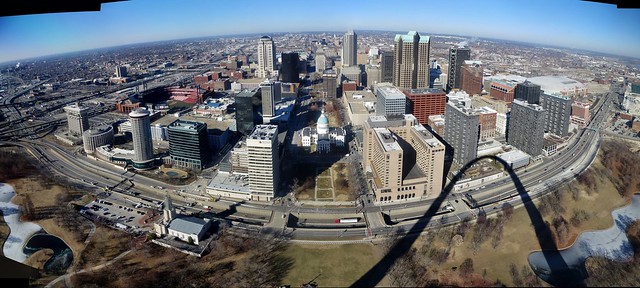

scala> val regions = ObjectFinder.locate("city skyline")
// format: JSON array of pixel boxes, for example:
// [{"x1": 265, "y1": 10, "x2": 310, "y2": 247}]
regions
[{"x1": 0, "y1": 0, "x2": 639, "y2": 64}]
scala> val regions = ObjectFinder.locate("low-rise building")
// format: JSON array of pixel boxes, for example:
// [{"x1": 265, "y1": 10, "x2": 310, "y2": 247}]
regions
[{"x1": 342, "y1": 90, "x2": 376, "y2": 126}]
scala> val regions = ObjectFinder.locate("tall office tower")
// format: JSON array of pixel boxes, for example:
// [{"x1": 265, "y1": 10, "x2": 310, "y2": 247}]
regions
[
  {"x1": 429, "y1": 60, "x2": 442, "y2": 88},
  {"x1": 380, "y1": 50, "x2": 394, "y2": 83},
  {"x1": 490, "y1": 80, "x2": 517, "y2": 104},
  {"x1": 259, "y1": 80, "x2": 281, "y2": 118},
  {"x1": 374, "y1": 83, "x2": 406, "y2": 116},
  {"x1": 540, "y1": 93, "x2": 572, "y2": 137},
  {"x1": 280, "y1": 52, "x2": 299, "y2": 83},
  {"x1": 461, "y1": 60, "x2": 483, "y2": 96},
  {"x1": 167, "y1": 120, "x2": 210, "y2": 171},
  {"x1": 364, "y1": 114, "x2": 445, "y2": 202},
  {"x1": 447, "y1": 46, "x2": 471, "y2": 91},
  {"x1": 322, "y1": 72, "x2": 337, "y2": 98},
  {"x1": 402, "y1": 88, "x2": 446, "y2": 124},
  {"x1": 393, "y1": 31, "x2": 430, "y2": 89},
  {"x1": 235, "y1": 88, "x2": 260, "y2": 135},
  {"x1": 444, "y1": 98, "x2": 480, "y2": 166},
  {"x1": 342, "y1": 30, "x2": 357, "y2": 67},
  {"x1": 116, "y1": 66, "x2": 127, "y2": 77},
  {"x1": 64, "y1": 103, "x2": 90, "y2": 136},
  {"x1": 365, "y1": 65, "x2": 381, "y2": 89},
  {"x1": 257, "y1": 36, "x2": 276, "y2": 78},
  {"x1": 129, "y1": 108, "x2": 154, "y2": 164},
  {"x1": 514, "y1": 81, "x2": 542, "y2": 104},
  {"x1": 315, "y1": 52, "x2": 326, "y2": 73},
  {"x1": 247, "y1": 125, "x2": 280, "y2": 201},
  {"x1": 508, "y1": 100, "x2": 546, "y2": 156}
]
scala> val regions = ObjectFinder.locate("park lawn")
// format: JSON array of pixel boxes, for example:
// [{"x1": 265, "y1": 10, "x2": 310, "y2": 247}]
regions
[
  {"x1": 316, "y1": 177, "x2": 333, "y2": 190},
  {"x1": 282, "y1": 243, "x2": 383, "y2": 287},
  {"x1": 421, "y1": 157, "x2": 630, "y2": 285},
  {"x1": 316, "y1": 189, "x2": 333, "y2": 199},
  {"x1": 332, "y1": 164, "x2": 351, "y2": 199}
]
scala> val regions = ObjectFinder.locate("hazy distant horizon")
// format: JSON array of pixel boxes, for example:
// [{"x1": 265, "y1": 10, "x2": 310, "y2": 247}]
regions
[
  {"x1": 1, "y1": 0, "x2": 639, "y2": 64},
  {"x1": 2, "y1": 28, "x2": 638, "y2": 68}
]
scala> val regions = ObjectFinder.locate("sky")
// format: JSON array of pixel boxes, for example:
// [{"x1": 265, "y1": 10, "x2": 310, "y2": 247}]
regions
[{"x1": 0, "y1": 0, "x2": 639, "y2": 63}]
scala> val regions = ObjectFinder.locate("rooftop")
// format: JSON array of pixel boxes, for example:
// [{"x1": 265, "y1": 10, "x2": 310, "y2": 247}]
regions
[
  {"x1": 411, "y1": 125, "x2": 443, "y2": 148},
  {"x1": 376, "y1": 85, "x2": 406, "y2": 100},
  {"x1": 167, "y1": 217, "x2": 209, "y2": 235},
  {"x1": 394, "y1": 31, "x2": 430, "y2": 44},
  {"x1": 374, "y1": 127, "x2": 401, "y2": 152},
  {"x1": 527, "y1": 76, "x2": 586, "y2": 95},
  {"x1": 168, "y1": 119, "x2": 207, "y2": 131},
  {"x1": 83, "y1": 125, "x2": 113, "y2": 136},
  {"x1": 513, "y1": 99, "x2": 545, "y2": 111},
  {"x1": 129, "y1": 107, "x2": 150, "y2": 118},
  {"x1": 249, "y1": 125, "x2": 278, "y2": 140},
  {"x1": 498, "y1": 150, "x2": 531, "y2": 163},
  {"x1": 404, "y1": 88, "x2": 446, "y2": 95}
]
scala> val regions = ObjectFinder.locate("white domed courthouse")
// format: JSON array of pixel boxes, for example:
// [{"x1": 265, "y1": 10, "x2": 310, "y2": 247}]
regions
[{"x1": 301, "y1": 109, "x2": 345, "y2": 153}]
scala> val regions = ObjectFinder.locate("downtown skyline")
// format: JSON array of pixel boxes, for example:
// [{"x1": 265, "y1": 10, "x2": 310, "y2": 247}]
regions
[{"x1": 1, "y1": 0, "x2": 639, "y2": 64}]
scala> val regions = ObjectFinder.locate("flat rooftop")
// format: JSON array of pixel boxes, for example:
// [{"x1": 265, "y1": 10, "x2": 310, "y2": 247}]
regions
[
  {"x1": 376, "y1": 86, "x2": 406, "y2": 100},
  {"x1": 168, "y1": 119, "x2": 206, "y2": 130},
  {"x1": 152, "y1": 114, "x2": 233, "y2": 131},
  {"x1": 498, "y1": 150, "x2": 530, "y2": 162},
  {"x1": 207, "y1": 172, "x2": 250, "y2": 194},
  {"x1": 249, "y1": 125, "x2": 278, "y2": 140},
  {"x1": 374, "y1": 127, "x2": 401, "y2": 152},
  {"x1": 411, "y1": 125, "x2": 443, "y2": 148}
]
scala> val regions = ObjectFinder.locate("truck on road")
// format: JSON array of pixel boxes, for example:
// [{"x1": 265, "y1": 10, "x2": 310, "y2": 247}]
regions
[{"x1": 334, "y1": 217, "x2": 359, "y2": 223}]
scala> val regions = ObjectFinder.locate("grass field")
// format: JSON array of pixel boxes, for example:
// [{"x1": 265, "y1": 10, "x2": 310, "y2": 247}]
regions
[
  {"x1": 316, "y1": 189, "x2": 333, "y2": 199},
  {"x1": 282, "y1": 243, "x2": 389, "y2": 287},
  {"x1": 331, "y1": 163, "x2": 351, "y2": 199},
  {"x1": 417, "y1": 157, "x2": 631, "y2": 285},
  {"x1": 315, "y1": 177, "x2": 333, "y2": 190}
]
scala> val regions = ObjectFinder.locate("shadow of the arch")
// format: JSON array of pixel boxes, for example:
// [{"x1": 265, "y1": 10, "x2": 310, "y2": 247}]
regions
[{"x1": 350, "y1": 155, "x2": 584, "y2": 287}]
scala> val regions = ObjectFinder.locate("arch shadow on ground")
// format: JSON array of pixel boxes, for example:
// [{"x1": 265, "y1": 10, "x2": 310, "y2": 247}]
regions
[{"x1": 350, "y1": 155, "x2": 585, "y2": 287}]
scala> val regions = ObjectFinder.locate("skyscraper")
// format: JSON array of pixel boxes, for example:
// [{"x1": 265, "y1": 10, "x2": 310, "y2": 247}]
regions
[
  {"x1": 167, "y1": 120, "x2": 210, "y2": 171},
  {"x1": 247, "y1": 125, "x2": 280, "y2": 202},
  {"x1": 280, "y1": 52, "x2": 299, "y2": 83},
  {"x1": 429, "y1": 60, "x2": 442, "y2": 88},
  {"x1": 315, "y1": 52, "x2": 326, "y2": 73},
  {"x1": 447, "y1": 46, "x2": 471, "y2": 91},
  {"x1": 64, "y1": 103, "x2": 90, "y2": 136},
  {"x1": 444, "y1": 98, "x2": 479, "y2": 166},
  {"x1": 380, "y1": 50, "x2": 394, "y2": 83},
  {"x1": 116, "y1": 66, "x2": 127, "y2": 78},
  {"x1": 235, "y1": 88, "x2": 260, "y2": 135},
  {"x1": 257, "y1": 36, "x2": 276, "y2": 78},
  {"x1": 393, "y1": 31, "x2": 430, "y2": 89},
  {"x1": 508, "y1": 100, "x2": 546, "y2": 156},
  {"x1": 342, "y1": 30, "x2": 357, "y2": 67},
  {"x1": 129, "y1": 108, "x2": 154, "y2": 166},
  {"x1": 540, "y1": 93, "x2": 572, "y2": 137},
  {"x1": 514, "y1": 81, "x2": 542, "y2": 104},
  {"x1": 260, "y1": 80, "x2": 281, "y2": 118}
]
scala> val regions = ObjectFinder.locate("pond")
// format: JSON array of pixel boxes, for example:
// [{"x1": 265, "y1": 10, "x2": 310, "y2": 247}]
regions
[
  {"x1": 528, "y1": 194, "x2": 640, "y2": 285},
  {"x1": 23, "y1": 233, "x2": 73, "y2": 273}
]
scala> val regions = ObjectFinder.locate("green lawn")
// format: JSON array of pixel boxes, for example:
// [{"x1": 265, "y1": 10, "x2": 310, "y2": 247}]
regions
[
  {"x1": 316, "y1": 177, "x2": 333, "y2": 190},
  {"x1": 282, "y1": 244, "x2": 382, "y2": 287},
  {"x1": 316, "y1": 189, "x2": 333, "y2": 199}
]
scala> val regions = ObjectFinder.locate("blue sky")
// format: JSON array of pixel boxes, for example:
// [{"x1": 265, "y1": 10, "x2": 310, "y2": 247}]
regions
[{"x1": 1, "y1": 0, "x2": 639, "y2": 63}]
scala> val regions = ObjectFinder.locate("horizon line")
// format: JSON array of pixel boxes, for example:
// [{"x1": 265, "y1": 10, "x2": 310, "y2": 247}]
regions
[{"x1": 2, "y1": 29, "x2": 638, "y2": 66}]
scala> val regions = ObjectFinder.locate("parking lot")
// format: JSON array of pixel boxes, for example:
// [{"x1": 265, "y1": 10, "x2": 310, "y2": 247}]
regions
[{"x1": 80, "y1": 193, "x2": 160, "y2": 231}]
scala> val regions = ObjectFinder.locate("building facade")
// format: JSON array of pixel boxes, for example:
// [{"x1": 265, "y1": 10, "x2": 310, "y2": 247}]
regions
[
  {"x1": 571, "y1": 101, "x2": 591, "y2": 127},
  {"x1": 460, "y1": 60, "x2": 483, "y2": 96},
  {"x1": 514, "y1": 81, "x2": 542, "y2": 104},
  {"x1": 540, "y1": 93, "x2": 572, "y2": 137},
  {"x1": 393, "y1": 31, "x2": 430, "y2": 89},
  {"x1": 247, "y1": 125, "x2": 280, "y2": 201},
  {"x1": 447, "y1": 46, "x2": 471, "y2": 91},
  {"x1": 300, "y1": 110, "x2": 345, "y2": 153},
  {"x1": 167, "y1": 120, "x2": 210, "y2": 171},
  {"x1": 257, "y1": 36, "x2": 276, "y2": 78},
  {"x1": 364, "y1": 115, "x2": 445, "y2": 202},
  {"x1": 342, "y1": 30, "x2": 357, "y2": 67},
  {"x1": 129, "y1": 108, "x2": 155, "y2": 168},
  {"x1": 402, "y1": 88, "x2": 446, "y2": 124},
  {"x1": 375, "y1": 83, "x2": 406, "y2": 116},
  {"x1": 235, "y1": 88, "x2": 259, "y2": 135},
  {"x1": 490, "y1": 80, "x2": 517, "y2": 105},
  {"x1": 380, "y1": 50, "x2": 394, "y2": 83},
  {"x1": 280, "y1": 52, "x2": 299, "y2": 83},
  {"x1": 82, "y1": 126, "x2": 114, "y2": 154},
  {"x1": 260, "y1": 80, "x2": 281, "y2": 118},
  {"x1": 508, "y1": 100, "x2": 546, "y2": 157},
  {"x1": 444, "y1": 99, "x2": 479, "y2": 166},
  {"x1": 64, "y1": 103, "x2": 90, "y2": 136}
]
